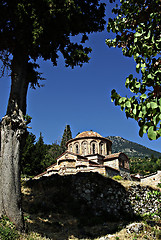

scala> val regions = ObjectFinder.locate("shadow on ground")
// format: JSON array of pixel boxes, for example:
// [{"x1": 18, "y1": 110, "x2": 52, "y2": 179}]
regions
[{"x1": 22, "y1": 172, "x2": 138, "y2": 239}]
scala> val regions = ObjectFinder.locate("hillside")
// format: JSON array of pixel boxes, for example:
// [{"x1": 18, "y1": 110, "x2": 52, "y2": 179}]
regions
[{"x1": 106, "y1": 136, "x2": 161, "y2": 158}]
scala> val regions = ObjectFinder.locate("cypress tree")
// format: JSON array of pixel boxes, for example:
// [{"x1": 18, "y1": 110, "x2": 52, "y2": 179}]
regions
[{"x1": 61, "y1": 125, "x2": 72, "y2": 152}]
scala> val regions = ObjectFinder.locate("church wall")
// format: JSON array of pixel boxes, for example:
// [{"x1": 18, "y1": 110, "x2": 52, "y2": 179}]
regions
[
  {"x1": 119, "y1": 167, "x2": 131, "y2": 180},
  {"x1": 88, "y1": 166, "x2": 106, "y2": 175},
  {"x1": 67, "y1": 138, "x2": 110, "y2": 156},
  {"x1": 58, "y1": 153, "x2": 77, "y2": 161},
  {"x1": 119, "y1": 154, "x2": 130, "y2": 169},
  {"x1": 104, "y1": 159, "x2": 119, "y2": 170},
  {"x1": 59, "y1": 160, "x2": 76, "y2": 168},
  {"x1": 105, "y1": 167, "x2": 120, "y2": 177},
  {"x1": 76, "y1": 160, "x2": 89, "y2": 167}
]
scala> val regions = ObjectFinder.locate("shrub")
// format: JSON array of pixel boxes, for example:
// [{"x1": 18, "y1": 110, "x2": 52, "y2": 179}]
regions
[
  {"x1": 0, "y1": 216, "x2": 19, "y2": 240},
  {"x1": 112, "y1": 175, "x2": 123, "y2": 180}
]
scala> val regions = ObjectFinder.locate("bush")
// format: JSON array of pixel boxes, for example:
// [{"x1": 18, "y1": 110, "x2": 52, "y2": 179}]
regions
[
  {"x1": 0, "y1": 216, "x2": 19, "y2": 240},
  {"x1": 112, "y1": 175, "x2": 123, "y2": 180}
]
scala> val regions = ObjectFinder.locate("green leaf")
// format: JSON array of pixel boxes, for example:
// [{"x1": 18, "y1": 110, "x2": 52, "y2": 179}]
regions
[
  {"x1": 133, "y1": 108, "x2": 137, "y2": 115},
  {"x1": 158, "y1": 128, "x2": 161, "y2": 136},
  {"x1": 138, "y1": 111, "x2": 143, "y2": 118},
  {"x1": 140, "y1": 94, "x2": 147, "y2": 99},
  {"x1": 148, "y1": 126, "x2": 157, "y2": 140},
  {"x1": 136, "y1": 63, "x2": 140, "y2": 69},
  {"x1": 134, "y1": 32, "x2": 142, "y2": 37},
  {"x1": 159, "y1": 99, "x2": 161, "y2": 106},
  {"x1": 125, "y1": 77, "x2": 130, "y2": 86},
  {"x1": 143, "y1": 125, "x2": 148, "y2": 133},
  {"x1": 141, "y1": 63, "x2": 146, "y2": 68},
  {"x1": 150, "y1": 102, "x2": 158, "y2": 109},
  {"x1": 125, "y1": 101, "x2": 131, "y2": 108},
  {"x1": 119, "y1": 97, "x2": 126, "y2": 103},
  {"x1": 147, "y1": 103, "x2": 151, "y2": 108},
  {"x1": 135, "y1": 82, "x2": 141, "y2": 88},
  {"x1": 147, "y1": 73, "x2": 154, "y2": 80}
]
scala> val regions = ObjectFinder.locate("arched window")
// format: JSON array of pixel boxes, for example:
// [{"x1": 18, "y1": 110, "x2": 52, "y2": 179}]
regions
[
  {"x1": 69, "y1": 144, "x2": 72, "y2": 152},
  {"x1": 75, "y1": 144, "x2": 79, "y2": 154},
  {"x1": 106, "y1": 144, "x2": 109, "y2": 155},
  {"x1": 100, "y1": 143, "x2": 104, "y2": 155},
  {"x1": 122, "y1": 160, "x2": 125, "y2": 168},
  {"x1": 92, "y1": 143, "x2": 95, "y2": 154},
  {"x1": 82, "y1": 141, "x2": 88, "y2": 155}
]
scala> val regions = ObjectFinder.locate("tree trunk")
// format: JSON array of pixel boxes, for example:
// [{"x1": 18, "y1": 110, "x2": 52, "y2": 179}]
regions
[{"x1": 0, "y1": 48, "x2": 29, "y2": 231}]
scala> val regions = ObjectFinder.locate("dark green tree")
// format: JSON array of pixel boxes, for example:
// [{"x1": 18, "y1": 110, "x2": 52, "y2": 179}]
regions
[
  {"x1": 106, "y1": 0, "x2": 161, "y2": 140},
  {"x1": 0, "y1": 0, "x2": 105, "y2": 228},
  {"x1": 32, "y1": 132, "x2": 48, "y2": 175},
  {"x1": 61, "y1": 125, "x2": 72, "y2": 152},
  {"x1": 44, "y1": 142, "x2": 62, "y2": 167},
  {"x1": 21, "y1": 132, "x2": 36, "y2": 176}
]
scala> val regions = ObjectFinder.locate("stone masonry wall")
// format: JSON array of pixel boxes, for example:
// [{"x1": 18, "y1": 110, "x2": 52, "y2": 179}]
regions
[
  {"x1": 141, "y1": 170, "x2": 161, "y2": 186},
  {"x1": 127, "y1": 184, "x2": 161, "y2": 217},
  {"x1": 28, "y1": 172, "x2": 161, "y2": 221}
]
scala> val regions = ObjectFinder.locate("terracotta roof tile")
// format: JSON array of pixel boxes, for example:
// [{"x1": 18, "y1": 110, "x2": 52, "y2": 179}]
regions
[
  {"x1": 104, "y1": 152, "x2": 121, "y2": 160},
  {"x1": 75, "y1": 131, "x2": 103, "y2": 138}
]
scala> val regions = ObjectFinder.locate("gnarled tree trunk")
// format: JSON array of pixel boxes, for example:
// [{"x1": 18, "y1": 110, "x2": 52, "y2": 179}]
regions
[{"x1": 0, "y1": 48, "x2": 29, "y2": 230}]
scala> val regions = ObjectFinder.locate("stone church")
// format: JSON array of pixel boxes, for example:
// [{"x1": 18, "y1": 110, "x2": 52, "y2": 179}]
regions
[{"x1": 34, "y1": 130, "x2": 130, "y2": 179}]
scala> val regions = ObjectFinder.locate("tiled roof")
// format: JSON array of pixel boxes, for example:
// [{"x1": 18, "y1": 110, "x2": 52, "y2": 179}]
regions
[
  {"x1": 75, "y1": 131, "x2": 103, "y2": 138},
  {"x1": 33, "y1": 170, "x2": 47, "y2": 179},
  {"x1": 104, "y1": 152, "x2": 129, "y2": 161},
  {"x1": 104, "y1": 152, "x2": 121, "y2": 160}
]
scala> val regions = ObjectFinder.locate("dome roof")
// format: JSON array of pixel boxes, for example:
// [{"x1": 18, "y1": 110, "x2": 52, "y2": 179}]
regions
[{"x1": 75, "y1": 131, "x2": 103, "y2": 139}]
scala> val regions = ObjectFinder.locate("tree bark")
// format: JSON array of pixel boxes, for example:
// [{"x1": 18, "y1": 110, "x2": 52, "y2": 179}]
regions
[{"x1": 0, "y1": 47, "x2": 29, "y2": 230}]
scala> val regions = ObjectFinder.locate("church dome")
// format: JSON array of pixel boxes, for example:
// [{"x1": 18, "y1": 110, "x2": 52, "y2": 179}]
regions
[
  {"x1": 66, "y1": 130, "x2": 112, "y2": 157},
  {"x1": 75, "y1": 131, "x2": 103, "y2": 138}
]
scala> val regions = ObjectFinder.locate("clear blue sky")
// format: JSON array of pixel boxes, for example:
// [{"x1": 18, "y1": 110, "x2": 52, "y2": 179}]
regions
[{"x1": 0, "y1": 1, "x2": 161, "y2": 154}]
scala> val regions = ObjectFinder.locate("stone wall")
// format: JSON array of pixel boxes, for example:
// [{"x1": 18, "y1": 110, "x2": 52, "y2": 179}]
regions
[
  {"x1": 28, "y1": 172, "x2": 161, "y2": 222},
  {"x1": 141, "y1": 170, "x2": 161, "y2": 186},
  {"x1": 119, "y1": 167, "x2": 131, "y2": 180},
  {"x1": 127, "y1": 184, "x2": 161, "y2": 217}
]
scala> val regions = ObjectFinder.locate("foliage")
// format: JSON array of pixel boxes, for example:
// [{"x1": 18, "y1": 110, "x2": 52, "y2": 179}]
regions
[
  {"x1": 21, "y1": 132, "x2": 36, "y2": 175},
  {"x1": 21, "y1": 132, "x2": 49, "y2": 176},
  {"x1": 31, "y1": 132, "x2": 49, "y2": 174},
  {"x1": 0, "y1": 0, "x2": 106, "y2": 229},
  {"x1": 0, "y1": 0, "x2": 106, "y2": 82},
  {"x1": 21, "y1": 127, "x2": 71, "y2": 176},
  {"x1": 43, "y1": 142, "x2": 62, "y2": 167},
  {"x1": 112, "y1": 175, "x2": 123, "y2": 180},
  {"x1": 61, "y1": 125, "x2": 72, "y2": 152},
  {"x1": 0, "y1": 216, "x2": 19, "y2": 240},
  {"x1": 106, "y1": 0, "x2": 161, "y2": 140},
  {"x1": 130, "y1": 155, "x2": 161, "y2": 175}
]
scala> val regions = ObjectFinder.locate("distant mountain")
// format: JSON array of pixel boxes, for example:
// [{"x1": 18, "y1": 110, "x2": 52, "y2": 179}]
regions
[{"x1": 106, "y1": 136, "x2": 161, "y2": 158}]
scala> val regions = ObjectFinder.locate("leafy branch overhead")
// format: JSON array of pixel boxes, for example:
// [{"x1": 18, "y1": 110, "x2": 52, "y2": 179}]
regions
[
  {"x1": 0, "y1": 0, "x2": 105, "y2": 86},
  {"x1": 0, "y1": 0, "x2": 106, "y2": 229},
  {"x1": 106, "y1": 0, "x2": 161, "y2": 140}
]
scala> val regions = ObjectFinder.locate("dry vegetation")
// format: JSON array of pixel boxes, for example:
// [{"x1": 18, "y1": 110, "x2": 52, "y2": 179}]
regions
[{"x1": 18, "y1": 179, "x2": 161, "y2": 240}]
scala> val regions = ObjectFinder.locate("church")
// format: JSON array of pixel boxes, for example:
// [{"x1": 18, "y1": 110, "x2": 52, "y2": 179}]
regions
[{"x1": 34, "y1": 130, "x2": 131, "y2": 179}]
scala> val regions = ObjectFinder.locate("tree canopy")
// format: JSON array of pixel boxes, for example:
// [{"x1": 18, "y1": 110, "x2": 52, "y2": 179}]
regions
[
  {"x1": 61, "y1": 125, "x2": 72, "y2": 152},
  {"x1": 0, "y1": 0, "x2": 105, "y2": 89},
  {"x1": 106, "y1": 0, "x2": 161, "y2": 140},
  {"x1": 0, "y1": 0, "x2": 106, "y2": 229}
]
